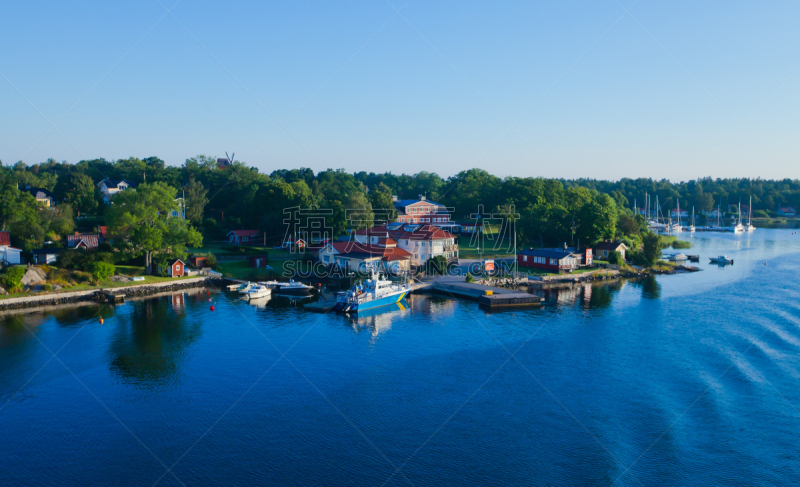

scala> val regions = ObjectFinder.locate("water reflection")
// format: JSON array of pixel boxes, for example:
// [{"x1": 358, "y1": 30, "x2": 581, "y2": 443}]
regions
[
  {"x1": 108, "y1": 292, "x2": 202, "y2": 386},
  {"x1": 630, "y1": 275, "x2": 661, "y2": 300},
  {"x1": 345, "y1": 299, "x2": 414, "y2": 341}
]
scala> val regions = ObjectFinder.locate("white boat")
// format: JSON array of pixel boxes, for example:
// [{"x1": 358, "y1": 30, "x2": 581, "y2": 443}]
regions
[
  {"x1": 668, "y1": 253, "x2": 688, "y2": 262},
  {"x1": 670, "y1": 200, "x2": 683, "y2": 233},
  {"x1": 709, "y1": 255, "x2": 734, "y2": 264},
  {"x1": 745, "y1": 196, "x2": 756, "y2": 232},
  {"x1": 688, "y1": 206, "x2": 696, "y2": 233},
  {"x1": 731, "y1": 201, "x2": 745, "y2": 233},
  {"x1": 268, "y1": 279, "x2": 314, "y2": 295},
  {"x1": 237, "y1": 281, "x2": 255, "y2": 294},
  {"x1": 335, "y1": 271, "x2": 411, "y2": 313},
  {"x1": 245, "y1": 285, "x2": 271, "y2": 299}
]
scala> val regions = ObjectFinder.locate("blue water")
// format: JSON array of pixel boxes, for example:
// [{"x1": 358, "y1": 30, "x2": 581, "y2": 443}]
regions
[{"x1": 2, "y1": 230, "x2": 800, "y2": 486}]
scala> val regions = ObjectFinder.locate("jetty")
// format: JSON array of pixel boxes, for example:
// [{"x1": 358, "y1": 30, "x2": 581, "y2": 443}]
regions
[{"x1": 430, "y1": 281, "x2": 543, "y2": 310}]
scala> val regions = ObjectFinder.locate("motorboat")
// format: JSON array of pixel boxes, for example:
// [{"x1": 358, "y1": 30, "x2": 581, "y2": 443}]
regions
[
  {"x1": 709, "y1": 255, "x2": 734, "y2": 264},
  {"x1": 236, "y1": 281, "x2": 255, "y2": 294},
  {"x1": 245, "y1": 285, "x2": 271, "y2": 300},
  {"x1": 335, "y1": 272, "x2": 411, "y2": 313},
  {"x1": 269, "y1": 280, "x2": 314, "y2": 296},
  {"x1": 668, "y1": 253, "x2": 688, "y2": 262}
]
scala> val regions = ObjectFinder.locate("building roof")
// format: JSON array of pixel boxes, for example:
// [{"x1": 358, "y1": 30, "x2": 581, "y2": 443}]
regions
[
  {"x1": 0, "y1": 231, "x2": 9, "y2": 246},
  {"x1": 779, "y1": 206, "x2": 796, "y2": 212},
  {"x1": 168, "y1": 258, "x2": 185, "y2": 266},
  {"x1": 354, "y1": 224, "x2": 454, "y2": 241},
  {"x1": 393, "y1": 199, "x2": 445, "y2": 210},
  {"x1": 227, "y1": 230, "x2": 260, "y2": 238},
  {"x1": 26, "y1": 187, "x2": 54, "y2": 199},
  {"x1": 519, "y1": 248, "x2": 576, "y2": 260},
  {"x1": 594, "y1": 241, "x2": 628, "y2": 251},
  {"x1": 67, "y1": 234, "x2": 99, "y2": 248},
  {"x1": 326, "y1": 241, "x2": 412, "y2": 261},
  {"x1": 98, "y1": 226, "x2": 109, "y2": 238},
  {"x1": 377, "y1": 237, "x2": 397, "y2": 246},
  {"x1": 98, "y1": 178, "x2": 137, "y2": 189}
]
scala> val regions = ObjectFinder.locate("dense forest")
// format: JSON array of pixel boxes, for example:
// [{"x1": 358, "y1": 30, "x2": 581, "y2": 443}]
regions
[{"x1": 2, "y1": 157, "x2": 799, "y2": 255}]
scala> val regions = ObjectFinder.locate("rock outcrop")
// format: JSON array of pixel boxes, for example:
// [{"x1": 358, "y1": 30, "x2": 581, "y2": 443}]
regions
[{"x1": 20, "y1": 267, "x2": 47, "y2": 287}]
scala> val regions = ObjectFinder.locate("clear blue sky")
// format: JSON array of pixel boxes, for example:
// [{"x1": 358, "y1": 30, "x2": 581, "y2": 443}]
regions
[{"x1": 2, "y1": 1, "x2": 799, "y2": 180}]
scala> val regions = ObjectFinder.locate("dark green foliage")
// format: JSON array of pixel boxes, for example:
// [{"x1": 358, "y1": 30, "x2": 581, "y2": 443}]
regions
[
  {"x1": 671, "y1": 240, "x2": 692, "y2": 249},
  {"x1": 425, "y1": 255, "x2": 449, "y2": 276},
  {"x1": 2, "y1": 267, "x2": 26, "y2": 290},
  {"x1": 608, "y1": 250, "x2": 622, "y2": 265}
]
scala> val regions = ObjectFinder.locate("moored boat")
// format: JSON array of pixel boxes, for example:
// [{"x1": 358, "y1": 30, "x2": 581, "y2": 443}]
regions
[
  {"x1": 245, "y1": 285, "x2": 271, "y2": 300},
  {"x1": 335, "y1": 272, "x2": 411, "y2": 313},
  {"x1": 709, "y1": 255, "x2": 733, "y2": 264}
]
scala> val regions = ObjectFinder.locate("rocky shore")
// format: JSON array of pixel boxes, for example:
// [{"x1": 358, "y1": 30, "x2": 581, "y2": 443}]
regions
[{"x1": 0, "y1": 277, "x2": 222, "y2": 312}]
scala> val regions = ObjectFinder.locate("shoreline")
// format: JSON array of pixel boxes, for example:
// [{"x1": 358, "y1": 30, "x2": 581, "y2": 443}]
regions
[{"x1": 0, "y1": 277, "x2": 221, "y2": 314}]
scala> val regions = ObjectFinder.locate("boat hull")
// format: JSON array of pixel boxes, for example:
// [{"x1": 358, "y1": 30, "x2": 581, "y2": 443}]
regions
[
  {"x1": 274, "y1": 286, "x2": 313, "y2": 296},
  {"x1": 347, "y1": 290, "x2": 409, "y2": 312}
]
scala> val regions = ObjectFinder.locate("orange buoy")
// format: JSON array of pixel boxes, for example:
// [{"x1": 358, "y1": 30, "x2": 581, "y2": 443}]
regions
[
  {"x1": 210, "y1": 305, "x2": 215, "y2": 311},
  {"x1": 207, "y1": 291, "x2": 210, "y2": 296},
  {"x1": 99, "y1": 318, "x2": 104, "y2": 324}
]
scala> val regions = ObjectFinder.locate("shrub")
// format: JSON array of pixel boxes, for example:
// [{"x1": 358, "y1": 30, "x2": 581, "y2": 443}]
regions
[
  {"x1": 671, "y1": 240, "x2": 692, "y2": 249},
  {"x1": 608, "y1": 250, "x2": 622, "y2": 265},
  {"x1": 2, "y1": 267, "x2": 26, "y2": 291},
  {"x1": 43, "y1": 283, "x2": 54, "y2": 292},
  {"x1": 465, "y1": 273, "x2": 475, "y2": 283},
  {"x1": 425, "y1": 255, "x2": 449, "y2": 276},
  {"x1": 88, "y1": 262, "x2": 115, "y2": 282},
  {"x1": 205, "y1": 253, "x2": 217, "y2": 268}
]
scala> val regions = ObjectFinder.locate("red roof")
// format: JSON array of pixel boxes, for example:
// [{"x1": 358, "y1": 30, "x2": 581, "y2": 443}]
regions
[
  {"x1": 354, "y1": 224, "x2": 454, "y2": 241},
  {"x1": 0, "y1": 231, "x2": 9, "y2": 246},
  {"x1": 327, "y1": 241, "x2": 411, "y2": 261},
  {"x1": 67, "y1": 234, "x2": 99, "y2": 248},
  {"x1": 98, "y1": 226, "x2": 109, "y2": 238},
  {"x1": 228, "y1": 230, "x2": 260, "y2": 238}
]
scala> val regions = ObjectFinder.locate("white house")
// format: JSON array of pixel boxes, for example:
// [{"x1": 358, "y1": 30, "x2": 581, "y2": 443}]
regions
[
  {"x1": 97, "y1": 178, "x2": 137, "y2": 204},
  {"x1": 353, "y1": 224, "x2": 458, "y2": 266},
  {"x1": 0, "y1": 231, "x2": 22, "y2": 265}
]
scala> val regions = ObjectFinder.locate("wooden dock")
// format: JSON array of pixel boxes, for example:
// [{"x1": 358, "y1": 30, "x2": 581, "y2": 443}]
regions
[{"x1": 431, "y1": 281, "x2": 542, "y2": 309}]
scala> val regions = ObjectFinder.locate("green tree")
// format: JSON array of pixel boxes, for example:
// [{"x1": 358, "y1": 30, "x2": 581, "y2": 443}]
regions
[
  {"x1": 2, "y1": 266, "x2": 26, "y2": 291},
  {"x1": 105, "y1": 182, "x2": 202, "y2": 274},
  {"x1": 55, "y1": 173, "x2": 98, "y2": 216},
  {"x1": 640, "y1": 232, "x2": 664, "y2": 267},
  {"x1": 184, "y1": 178, "x2": 208, "y2": 224},
  {"x1": 577, "y1": 194, "x2": 618, "y2": 246},
  {"x1": 88, "y1": 262, "x2": 115, "y2": 282}
]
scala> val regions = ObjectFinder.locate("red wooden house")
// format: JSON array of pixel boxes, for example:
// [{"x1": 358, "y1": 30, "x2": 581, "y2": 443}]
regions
[{"x1": 518, "y1": 248, "x2": 582, "y2": 273}]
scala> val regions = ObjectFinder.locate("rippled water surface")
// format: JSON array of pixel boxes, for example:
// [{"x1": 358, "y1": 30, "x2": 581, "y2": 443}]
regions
[{"x1": 2, "y1": 230, "x2": 800, "y2": 486}]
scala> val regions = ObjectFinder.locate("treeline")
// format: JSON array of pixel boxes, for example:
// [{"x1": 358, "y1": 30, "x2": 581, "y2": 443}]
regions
[{"x1": 2, "y1": 158, "x2": 799, "y2": 252}]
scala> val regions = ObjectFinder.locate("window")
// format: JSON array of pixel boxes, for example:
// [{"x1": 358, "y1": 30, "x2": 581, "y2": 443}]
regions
[{"x1": 523, "y1": 256, "x2": 527, "y2": 262}]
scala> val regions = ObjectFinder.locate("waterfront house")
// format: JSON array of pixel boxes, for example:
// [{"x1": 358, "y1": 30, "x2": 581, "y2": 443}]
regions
[
  {"x1": 281, "y1": 238, "x2": 307, "y2": 252},
  {"x1": 594, "y1": 241, "x2": 628, "y2": 261},
  {"x1": 248, "y1": 255, "x2": 269, "y2": 268},
  {"x1": 97, "y1": 179, "x2": 136, "y2": 204},
  {"x1": 66, "y1": 233, "x2": 99, "y2": 249},
  {"x1": 189, "y1": 256, "x2": 208, "y2": 268},
  {"x1": 226, "y1": 230, "x2": 260, "y2": 245},
  {"x1": 31, "y1": 248, "x2": 62, "y2": 264},
  {"x1": 669, "y1": 208, "x2": 689, "y2": 219},
  {"x1": 24, "y1": 186, "x2": 55, "y2": 207},
  {"x1": 161, "y1": 258, "x2": 186, "y2": 277},
  {"x1": 778, "y1": 206, "x2": 797, "y2": 217},
  {"x1": 518, "y1": 248, "x2": 582, "y2": 273},
  {"x1": 318, "y1": 240, "x2": 411, "y2": 274},
  {"x1": 0, "y1": 232, "x2": 22, "y2": 265},
  {"x1": 353, "y1": 223, "x2": 458, "y2": 265},
  {"x1": 393, "y1": 196, "x2": 459, "y2": 232}
]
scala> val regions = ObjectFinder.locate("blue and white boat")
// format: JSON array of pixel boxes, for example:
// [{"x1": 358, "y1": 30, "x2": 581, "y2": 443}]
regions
[{"x1": 335, "y1": 272, "x2": 411, "y2": 313}]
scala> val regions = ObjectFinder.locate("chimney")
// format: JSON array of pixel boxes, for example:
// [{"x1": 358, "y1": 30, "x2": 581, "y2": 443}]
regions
[{"x1": 419, "y1": 194, "x2": 426, "y2": 201}]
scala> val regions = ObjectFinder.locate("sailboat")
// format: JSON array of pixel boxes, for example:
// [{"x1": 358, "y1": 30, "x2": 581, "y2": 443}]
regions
[
  {"x1": 669, "y1": 200, "x2": 683, "y2": 234},
  {"x1": 688, "y1": 206, "x2": 696, "y2": 233},
  {"x1": 745, "y1": 196, "x2": 756, "y2": 232},
  {"x1": 731, "y1": 201, "x2": 744, "y2": 233}
]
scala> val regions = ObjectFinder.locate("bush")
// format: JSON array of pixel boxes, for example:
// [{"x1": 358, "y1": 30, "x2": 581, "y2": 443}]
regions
[
  {"x1": 88, "y1": 262, "x2": 115, "y2": 282},
  {"x1": 465, "y1": 273, "x2": 475, "y2": 283},
  {"x1": 608, "y1": 250, "x2": 622, "y2": 265},
  {"x1": 43, "y1": 283, "x2": 54, "y2": 292},
  {"x1": 425, "y1": 255, "x2": 449, "y2": 276},
  {"x1": 205, "y1": 253, "x2": 217, "y2": 268},
  {"x1": 2, "y1": 267, "x2": 26, "y2": 291},
  {"x1": 670, "y1": 240, "x2": 692, "y2": 249}
]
